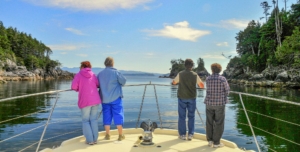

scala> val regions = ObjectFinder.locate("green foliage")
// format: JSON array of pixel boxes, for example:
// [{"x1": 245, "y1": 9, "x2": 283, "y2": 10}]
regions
[
  {"x1": 227, "y1": 56, "x2": 242, "y2": 68},
  {"x1": 196, "y1": 58, "x2": 205, "y2": 72},
  {"x1": 0, "y1": 47, "x2": 15, "y2": 61},
  {"x1": 170, "y1": 58, "x2": 206, "y2": 76},
  {"x1": 234, "y1": 2, "x2": 300, "y2": 72},
  {"x1": 275, "y1": 26, "x2": 300, "y2": 68},
  {"x1": 236, "y1": 20, "x2": 261, "y2": 56},
  {"x1": 16, "y1": 57, "x2": 24, "y2": 66},
  {"x1": 290, "y1": 3, "x2": 300, "y2": 25},
  {"x1": 25, "y1": 55, "x2": 40, "y2": 70},
  {"x1": 0, "y1": 21, "x2": 61, "y2": 71},
  {"x1": 170, "y1": 59, "x2": 185, "y2": 74}
]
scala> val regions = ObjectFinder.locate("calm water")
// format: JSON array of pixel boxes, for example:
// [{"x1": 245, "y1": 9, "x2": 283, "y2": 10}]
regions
[{"x1": 0, "y1": 76, "x2": 299, "y2": 152}]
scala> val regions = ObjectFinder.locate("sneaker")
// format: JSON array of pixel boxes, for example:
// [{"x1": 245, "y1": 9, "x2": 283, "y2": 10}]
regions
[
  {"x1": 86, "y1": 142, "x2": 94, "y2": 145},
  {"x1": 213, "y1": 143, "x2": 224, "y2": 148},
  {"x1": 104, "y1": 134, "x2": 110, "y2": 140},
  {"x1": 179, "y1": 135, "x2": 186, "y2": 140},
  {"x1": 208, "y1": 141, "x2": 213, "y2": 147},
  {"x1": 118, "y1": 134, "x2": 125, "y2": 141},
  {"x1": 187, "y1": 134, "x2": 193, "y2": 141}
]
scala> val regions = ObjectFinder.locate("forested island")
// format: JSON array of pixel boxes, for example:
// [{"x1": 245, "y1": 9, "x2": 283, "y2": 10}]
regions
[
  {"x1": 167, "y1": 57, "x2": 210, "y2": 80},
  {"x1": 0, "y1": 21, "x2": 73, "y2": 83},
  {"x1": 222, "y1": 1, "x2": 300, "y2": 88}
]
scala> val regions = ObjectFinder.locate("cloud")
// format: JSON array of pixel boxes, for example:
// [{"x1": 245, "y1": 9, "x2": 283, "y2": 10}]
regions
[
  {"x1": 103, "y1": 51, "x2": 119, "y2": 55},
  {"x1": 146, "y1": 53, "x2": 154, "y2": 56},
  {"x1": 65, "y1": 28, "x2": 85, "y2": 35},
  {"x1": 200, "y1": 19, "x2": 249, "y2": 30},
  {"x1": 76, "y1": 54, "x2": 88, "y2": 57},
  {"x1": 143, "y1": 3, "x2": 162, "y2": 10},
  {"x1": 48, "y1": 44, "x2": 89, "y2": 51},
  {"x1": 202, "y1": 54, "x2": 225, "y2": 59},
  {"x1": 24, "y1": 0, "x2": 153, "y2": 11},
  {"x1": 221, "y1": 19, "x2": 248, "y2": 29},
  {"x1": 216, "y1": 42, "x2": 228, "y2": 47},
  {"x1": 143, "y1": 52, "x2": 158, "y2": 58},
  {"x1": 144, "y1": 21, "x2": 211, "y2": 42}
]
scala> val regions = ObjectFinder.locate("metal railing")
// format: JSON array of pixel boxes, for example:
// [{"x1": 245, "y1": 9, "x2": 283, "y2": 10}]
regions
[
  {"x1": 0, "y1": 89, "x2": 72, "y2": 152},
  {"x1": 0, "y1": 83, "x2": 299, "y2": 152}
]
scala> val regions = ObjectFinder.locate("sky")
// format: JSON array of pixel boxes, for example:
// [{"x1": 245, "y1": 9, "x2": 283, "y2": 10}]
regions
[{"x1": 0, "y1": 0, "x2": 296, "y2": 74}]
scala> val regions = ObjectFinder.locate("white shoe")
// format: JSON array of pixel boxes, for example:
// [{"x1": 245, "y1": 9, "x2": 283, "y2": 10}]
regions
[
  {"x1": 213, "y1": 143, "x2": 224, "y2": 148},
  {"x1": 187, "y1": 134, "x2": 193, "y2": 140},
  {"x1": 179, "y1": 135, "x2": 186, "y2": 140},
  {"x1": 208, "y1": 141, "x2": 213, "y2": 147}
]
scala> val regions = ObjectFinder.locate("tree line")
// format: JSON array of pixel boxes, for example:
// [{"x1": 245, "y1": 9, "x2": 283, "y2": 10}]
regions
[
  {"x1": 169, "y1": 58, "x2": 205, "y2": 77},
  {"x1": 0, "y1": 21, "x2": 60, "y2": 71},
  {"x1": 229, "y1": 0, "x2": 300, "y2": 72}
]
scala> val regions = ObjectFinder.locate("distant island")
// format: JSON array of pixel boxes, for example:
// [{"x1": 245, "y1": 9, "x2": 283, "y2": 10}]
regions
[
  {"x1": 61, "y1": 67, "x2": 158, "y2": 77},
  {"x1": 123, "y1": 73, "x2": 155, "y2": 76}
]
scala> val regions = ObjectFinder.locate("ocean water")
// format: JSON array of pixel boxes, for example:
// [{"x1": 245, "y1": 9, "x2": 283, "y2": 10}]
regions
[{"x1": 0, "y1": 76, "x2": 299, "y2": 152}]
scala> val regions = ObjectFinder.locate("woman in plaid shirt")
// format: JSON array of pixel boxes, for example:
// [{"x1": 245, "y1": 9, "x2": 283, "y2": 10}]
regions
[{"x1": 204, "y1": 63, "x2": 230, "y2": 148}]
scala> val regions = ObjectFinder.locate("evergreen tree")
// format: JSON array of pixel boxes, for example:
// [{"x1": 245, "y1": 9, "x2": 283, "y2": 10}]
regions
[{"x1": 0, "y1": 21, "x2": 60, "y2": 70}]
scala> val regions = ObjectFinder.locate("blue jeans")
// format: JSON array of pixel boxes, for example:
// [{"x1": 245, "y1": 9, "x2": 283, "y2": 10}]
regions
[
  {"x1": 178, "y1": 98, "x2": 196, "y2": 136},
  {"x1": 81, "y1": 104, "x2": 99, "y2": 143}
]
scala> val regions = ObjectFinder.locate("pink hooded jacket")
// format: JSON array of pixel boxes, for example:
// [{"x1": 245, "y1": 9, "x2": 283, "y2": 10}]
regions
[{"x1": 71, "y1": 68, "x2": 102, "y2": 109}]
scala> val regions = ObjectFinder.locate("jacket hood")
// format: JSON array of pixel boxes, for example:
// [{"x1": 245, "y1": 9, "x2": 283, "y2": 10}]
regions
[{"x1": 79, "y1": 68, "x2": 93, "y2": 78}]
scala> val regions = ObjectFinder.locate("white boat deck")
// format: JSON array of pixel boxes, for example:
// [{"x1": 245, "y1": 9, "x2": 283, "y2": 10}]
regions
[{"x1": 41, "y1": 128, "x2": 254, "y2": 152}]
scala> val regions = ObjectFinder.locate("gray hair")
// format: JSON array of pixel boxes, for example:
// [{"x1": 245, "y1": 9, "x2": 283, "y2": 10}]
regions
[{"x1": 104, "y1": 57, "x2": 114, "y2": 67}]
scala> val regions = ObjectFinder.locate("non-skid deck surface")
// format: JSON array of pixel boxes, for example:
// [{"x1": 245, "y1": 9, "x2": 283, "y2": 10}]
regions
[{"x1": 41, "y1": 128, "x2": 254, "y2": 152}]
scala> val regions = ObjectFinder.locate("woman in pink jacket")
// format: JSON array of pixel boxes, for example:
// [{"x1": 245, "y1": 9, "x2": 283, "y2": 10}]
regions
[{"x1": 71, "y1": 61, "x2": 102, "y2": 145}]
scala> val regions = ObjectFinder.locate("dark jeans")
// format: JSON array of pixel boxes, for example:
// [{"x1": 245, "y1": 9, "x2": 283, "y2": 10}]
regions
[
  {"x1": 178, "y1": 98, "x2": 196, "y2": 136},
  {"x1": 206, "y1": 104, "x2": 225, "y2": 145}
]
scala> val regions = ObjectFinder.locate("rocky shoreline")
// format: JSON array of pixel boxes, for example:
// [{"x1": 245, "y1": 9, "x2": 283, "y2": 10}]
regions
[
  {"x1": 223, "y1": 64, "x2": 300, "y2": 89},
  {"x1": 0, "y1": 59, "x2": 74, "y2": 84}
]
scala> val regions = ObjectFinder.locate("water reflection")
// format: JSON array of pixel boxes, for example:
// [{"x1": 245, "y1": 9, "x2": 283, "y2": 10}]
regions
[
  {"x1": 230, "y1": 85, "x2": 300, "y2": 152},
  {"x1": 0, "y1": 80, "x2": 299, "y2": 152}
]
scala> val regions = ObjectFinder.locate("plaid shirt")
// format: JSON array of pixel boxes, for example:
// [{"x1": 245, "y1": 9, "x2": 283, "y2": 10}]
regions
[{"x1": 204, "y1": 73, "x2": 230, "y2": 106}]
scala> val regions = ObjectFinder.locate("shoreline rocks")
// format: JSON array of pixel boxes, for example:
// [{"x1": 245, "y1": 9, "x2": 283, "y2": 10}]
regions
[
  {"x1": 0, "y1": 59, "x2": 74, "y2": 83},
  {"x1": 223, "y1": 64, "x2": 300, "y2": 89}
]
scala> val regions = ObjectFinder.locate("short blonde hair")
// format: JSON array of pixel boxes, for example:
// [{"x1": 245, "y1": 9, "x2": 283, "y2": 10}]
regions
[
  {"x1": 211, "y1": 63, "x2": 222, "y2": 74},
  {"x1": 104, "y1": 57, "x2": 114, "y2": 67}
]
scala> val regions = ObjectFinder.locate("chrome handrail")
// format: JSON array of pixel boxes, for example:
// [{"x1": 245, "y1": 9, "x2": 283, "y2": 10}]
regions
[
  {"x1": 238, "y1": 94, "x2": 261, "y2": 152},
  {"x1": 0, "y1": 89, "x2": 72, "y2": 103},
  {"x1": 36, "y1": 90, "x2": 59, "y2": 152},
  {"x1": 230, "y1": 91, "x2": 300, "y2": 106}
]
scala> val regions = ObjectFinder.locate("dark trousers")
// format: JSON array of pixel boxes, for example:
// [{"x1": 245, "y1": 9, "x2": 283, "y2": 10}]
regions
[{"x1": 205, "y1": 104, "x2": 225, "y2": 145}]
